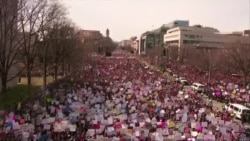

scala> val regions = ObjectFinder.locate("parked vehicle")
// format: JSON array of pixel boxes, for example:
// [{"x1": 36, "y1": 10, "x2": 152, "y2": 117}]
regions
[
  {"x1": 225, "y1": 103, "x2": 250, "y2": 119},
  {"x1": 191, "y1": 82, "x2": 205, "y2": 93}
]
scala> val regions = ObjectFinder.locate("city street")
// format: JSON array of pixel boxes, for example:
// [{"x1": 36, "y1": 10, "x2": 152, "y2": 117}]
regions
[
  {"x1": 1, "y1": 0, "x2": 249, "y2": 140},
  {"x1": 0, "y1": 50, "x2": 249, "y2": 140},
  {"x1": 140, "y1": 57, "x2": 250, "y2": 130}
]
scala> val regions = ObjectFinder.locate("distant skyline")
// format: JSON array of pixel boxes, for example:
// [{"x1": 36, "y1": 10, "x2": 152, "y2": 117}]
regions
[{"x1": 62, "y1": 0, "x2": 250, "y2": 41}]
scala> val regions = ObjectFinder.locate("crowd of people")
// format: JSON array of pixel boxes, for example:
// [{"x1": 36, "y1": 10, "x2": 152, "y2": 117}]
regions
[
  {"x1": 141, "y1": 56, "x2": 250, "y2": 105},
  {"x1": 0, "y1": 49, "x2": 249, "y2": 141}
]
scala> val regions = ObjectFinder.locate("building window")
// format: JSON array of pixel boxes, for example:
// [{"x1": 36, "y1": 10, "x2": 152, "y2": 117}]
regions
[
  {"x1": 189, "y1": 35, "x2": 195, "y2": 39},
  {"x1": 183, "y1": 40, "x2": 188, "y2": 44}
]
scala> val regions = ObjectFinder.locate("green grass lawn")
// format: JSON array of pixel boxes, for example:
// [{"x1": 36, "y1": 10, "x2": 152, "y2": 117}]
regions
[{"x1": 0, "y1": 84, "x2": 40, "y2": 110}]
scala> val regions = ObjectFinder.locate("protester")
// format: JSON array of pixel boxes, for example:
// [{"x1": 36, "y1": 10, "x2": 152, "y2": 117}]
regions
[{"x1": 0, "y1": 49, "x2": 249, "y2": 141}]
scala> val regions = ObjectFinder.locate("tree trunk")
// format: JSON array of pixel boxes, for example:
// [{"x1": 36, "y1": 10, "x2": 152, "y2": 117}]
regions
[
  {"x1": 1, "y1": 72, "x2": 8, "y2": 93},
  {"x1": 27, "y1": 67, "x2": 32, "y2": 95},
  {"x1": 43, "y1": 63, "x2": 47, "y2": 88},
  {"x1": 62, "y1": 61, "x2": 65, "y2": 76},
  {"x1": 54, "y1": 65, "x2": 58, "y2": 81},
  {"x1": 67, "y1": 64, "x2": 71, "y2": 76},
  {"x1": 43, "y1": 45, "x2": 47, "y2": 92}
]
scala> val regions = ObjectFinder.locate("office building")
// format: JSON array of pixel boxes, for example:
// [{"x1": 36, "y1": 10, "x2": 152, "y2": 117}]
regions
[
  {"x1": 164, "y1": 25, "x2": 245, "y2": 48},
  {"x1": 139, "y1": 20, "x2": 189, "y2": 54}
]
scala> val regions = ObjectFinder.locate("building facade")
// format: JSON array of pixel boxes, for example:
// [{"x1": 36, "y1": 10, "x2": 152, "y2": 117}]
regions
[
  {"x1": 118, "y1": 36, "x2": 140, "y2": 53},
  {"x1": 129, "y1": 36, "x2": 139, "y2": 52},
  {"x1": 118, "y1": 40, "x2": 132, "y2": 47},
  {"x1": 78, "y1": 30, "x2": 103, "y2": 44},
  {"x1": 139, "y1": 20, "x2": 189, "y2": 54},
  {"x1": 164, "y1": 26, "x2": 245, "y2": 48}
]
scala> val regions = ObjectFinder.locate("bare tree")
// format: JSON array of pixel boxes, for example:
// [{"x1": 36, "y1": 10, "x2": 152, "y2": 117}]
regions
[
  {"x1": 39, "y1": 0, "x2": 68, "y2": 89},
  {"x1": 19, "y1": 0, "x2": 50, "y2": 94},
  {"x1": 168, "y1": 46, "x2": 178, "y2": 61},
  {"x1": 146, "y1": 46, "x2": 163, "y2": 58},
  {"x1": 223, "y1": 39, "x2": 250, "y2": 86},
  {"x1": 0, "y1": 0, "x2": 24, "y2": 93},
  {"x1": 46, "y1": 20, "x2": 76, "y2": 81}
]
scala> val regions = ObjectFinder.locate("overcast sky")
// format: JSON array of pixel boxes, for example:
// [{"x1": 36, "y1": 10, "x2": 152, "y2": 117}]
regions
[{"x1": 62, "y1": 0, "x2": 250, "y2": 41}]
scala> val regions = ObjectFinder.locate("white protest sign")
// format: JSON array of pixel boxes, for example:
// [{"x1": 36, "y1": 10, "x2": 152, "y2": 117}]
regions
[
  {"x1": 68, "y1": 124, "x2": 77, "y2": 132},
  {"x1": 86, "y1": 129, "x2": 95, "y2": 137},
  {"x1": 61, "y1": 120, "x2": 68, "y2": 129},
  {"x1": 54, "y1": 123, "x2": 64, "y2": 132},
  {"x1": 44, "y1": 124, "x2": 51, "y2": 130},
  {"x1": 204, "y1": 134, "x2": 216, "y2": 141},
  {"x1": 191, "y1": 131, "x2": 198, "y2": 137},
  {"x1": 184, "y1": 106, "x2": 189, "y2": 113},
  {"x1": 162, "y1": 128, "x2": 169, "y2": 136},
  {"x1": 132, "y1": 119, "x2": 137, "y2": 123},
  {"x1": 57, "y1": 112, "x2": 64, "y2": 119},
  {"x1": 131, "y1": 113, "x2": 137, "y2": 120},
  {"x1": 139, "y1": 122, "x2": 145, "y2": 127},
  {"x1": 101, "y1": 119, "x2": 107, "y2": 125},
  {"x1": 122, "y1": 124, "x2": 127, "y2": 129},
  {"x1": 220, "y1": 126, "x2": 227, "y2": 136},
  {"x1": 135, "y1": 130, "x2": 140, "y2": 136},
  {"x1": 176, "y1": 114, "x2": 181, "y2": 121},
  {"x1": 206, "y1": 115, "x2": 211, "y2": 121},
  {"x1": 13, "y1": 122, "x2": 20, "y2": 130},
  {"x1": 178, "y1": 91, "x2": 184, "y2": 95},
  {"x1": 42, "y1": 117, "x2": 55, "y2": 124},
  {"x1": 48, "y1": 117, "x2": 55, "y2": 123},
  {"x1": 191, "y1": 122, "x2": 197, "y2": 129},
  {"x1": 202, "y1": 122, "x2": 208, "y2": 128},
  {"x1": 232, "y1": 124, "x2": 239, "y2": 132},
  {"x1": 108, "y1": 117, "x2": 113, "y2": 125},
  {"x1": 116, "y1": 104, "x2": 121, "y2": 110},
  {"x1": 155, "y1": 132, "x2": 164, "y2": 141},
  {"x1": 199, "y1": 108, "x2": 206, "y2": 113},
  {"x1": 182, "y1": 113, "x2": 188, "y2": 123},
  {"x1": 219, "y1": 120, "x2": 224, "y2": 125},
  {"x1": 107, "y1": 127, "x2": 114, "y2": 132}
]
